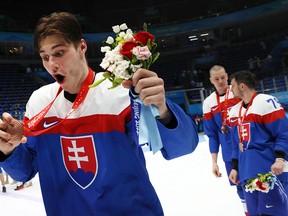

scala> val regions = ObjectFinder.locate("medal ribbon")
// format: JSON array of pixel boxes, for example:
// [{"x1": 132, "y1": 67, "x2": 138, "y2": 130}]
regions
[
  {"x1": 216, "y1": 86, "x2": 230, "y2": 126},
  {"x1": 129, "y1": 87, "x2": 163, "y2": 154},
  {"x1": 238, "y1": 92, "x2": 257, "y2": 144},
  {"x1": 24, "y1": 67, "x2": 95, "y2": 135}
]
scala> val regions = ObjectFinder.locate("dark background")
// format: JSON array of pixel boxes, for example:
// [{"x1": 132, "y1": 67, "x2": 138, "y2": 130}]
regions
[{"x1": 0, "y1": 0, "x2": 277, "y2": 32}]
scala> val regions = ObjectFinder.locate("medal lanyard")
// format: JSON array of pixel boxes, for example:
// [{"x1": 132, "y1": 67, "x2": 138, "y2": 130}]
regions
[
  {"x1": 238, "y1": 92, "x2": 257, "y2": 143},
  {"x1": 25, "y1": 67, "x2": 95, "y2": 135},
  {"x1": 216, "y1": 86, "x2": 230, "y2": 126}
]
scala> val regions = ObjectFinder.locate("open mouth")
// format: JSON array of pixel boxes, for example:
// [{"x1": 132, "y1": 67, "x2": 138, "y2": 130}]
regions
[{"x1": 55, "y1": 74, "x2": 65, "y2": 83}]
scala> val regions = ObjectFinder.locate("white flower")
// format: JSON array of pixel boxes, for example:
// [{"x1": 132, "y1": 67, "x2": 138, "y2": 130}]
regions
[
  {"x1": 106, "y1": 36, "x2": 114, "y2": 44},
  {"x1": 124, "y1": 30, "x2": 134, "y2": 42},
  {"x1": 126, "y1": 28, "x2": 133, "y2": 35},
  {"x1": 112, "y1": 25, "x2": 120, "y2": 33},
  {"x1": 101, "y1": 46, "x2": 111, "y2": 53},
  {"x1": 100, "y1": 44, "x2": 124, "y2": 70},
  {"x1": 130, "y1": 63, "x2": 143, "y2": 72},
  {"x1": 113, "y1": 60, "x2": 131, "y2": 79},
  {"x1": 119, "y1": 31, "x2": 126, "y2": 38},
  {"x1": 120, "y1": 23, "x2": 128, "y2": 30},
  {"x1": 99, "y1": 57, "x2": 110, "y2": 70}
]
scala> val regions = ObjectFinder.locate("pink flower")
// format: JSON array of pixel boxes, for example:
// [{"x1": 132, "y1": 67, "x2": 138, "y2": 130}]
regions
[{"x1": 132, "y1": 46, "x2": 152, "y2": 60}]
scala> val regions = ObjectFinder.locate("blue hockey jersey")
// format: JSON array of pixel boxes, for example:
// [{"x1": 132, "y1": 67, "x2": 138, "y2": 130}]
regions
[
  {"x1": 203, "y1": 88, "x2": 241, "y2": 161},
  {"x1": 0, "y1": 72, "x2": 199, "y2": 216},
  {"x1": 229, "y1": 93, "x2": 288, "y2": 183}
]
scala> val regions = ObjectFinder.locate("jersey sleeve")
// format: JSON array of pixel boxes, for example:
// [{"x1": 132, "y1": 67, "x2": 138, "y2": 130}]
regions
[
  {"x1": 202, "y1": 99, "x2": 220, "y2": 153},
  {"x1": 157, "y1": 99, "x2": 199, "y2": 160},
  {"x1": 0, "y1": 141, "x2": 38, "y2": 182},
  {"x1": 258, "y1": 95, "x2": 288, "y2": 155}
]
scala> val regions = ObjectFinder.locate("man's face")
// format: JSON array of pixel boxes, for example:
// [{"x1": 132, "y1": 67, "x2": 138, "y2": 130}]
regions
[
  {"x1": 39, "y1": 35, "x2": 87, "y2": 94},
  {"x1": 209, "y1": 69, "x2": 228, "y2": 94},
  {"x1": 231, "y1": 78, "x2": 242, "y2": 99}
]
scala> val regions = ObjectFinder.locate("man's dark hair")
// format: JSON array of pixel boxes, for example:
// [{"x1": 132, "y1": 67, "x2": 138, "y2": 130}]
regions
[
  {"x1": 34, "y1": 12, "x2": 83, "y2": 52},
  {"x1": 230, "y1": 70, "x2": 258, "y2": 89}
]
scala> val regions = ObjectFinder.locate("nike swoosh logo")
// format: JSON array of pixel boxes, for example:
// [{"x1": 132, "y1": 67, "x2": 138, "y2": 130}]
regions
[
  {"x1": 211, "y1": 106, "x2": 218, "y2": 111},
  {"x1": 230, "y1": 118, "x2": 238, "y2": 123},
  {"x1": 43, "y1": 120, "x2": 59, "y2": 128},
  {"x1": 266, "y1": 205, "x2": 273, "y2": 208}
]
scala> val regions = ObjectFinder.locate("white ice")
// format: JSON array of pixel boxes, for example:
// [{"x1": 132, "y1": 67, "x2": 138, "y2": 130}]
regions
[{"x1": 0, "y1": 134, "x2": 244, "y2": 216}]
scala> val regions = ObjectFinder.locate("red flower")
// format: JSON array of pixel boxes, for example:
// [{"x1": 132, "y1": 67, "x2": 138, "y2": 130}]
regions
[
  {"x1": 256, "y1": 180, "x2": 266, "y2": 191},
  {"x1": 134, "y1": 31, "x2": 155, "y2": 46},
  {"x1": 120, "y1": 41, "x2": 138, "y2": 60}
]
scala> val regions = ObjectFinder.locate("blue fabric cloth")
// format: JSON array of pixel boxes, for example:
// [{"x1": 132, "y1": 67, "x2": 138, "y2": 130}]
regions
[{"x1": 129, "y1": 87, "x2": 163, "y2": 154}]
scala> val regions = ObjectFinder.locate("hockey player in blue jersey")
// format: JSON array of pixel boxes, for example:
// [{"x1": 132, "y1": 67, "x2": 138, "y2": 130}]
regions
[
  {"x1": 0, "y1": 12, "x2": 199, "y2": 216},
  {"x1": 202, "y1": 65, "x2": 249, "y2": 215},
  {"x1": 229, "y1": 70, "x2": 288, "y2": 216}
]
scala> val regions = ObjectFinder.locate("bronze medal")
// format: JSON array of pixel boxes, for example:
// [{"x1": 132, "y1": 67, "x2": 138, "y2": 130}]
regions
[
  {"x1": 4, "y1": 119, "x2": 23, "y2": 144},
  {"x1": 239, "y1": 142, "x2": 244, "y2": 152},
  {"x1": 221, "y1": 125, "x2": 228, "y2": 134}
]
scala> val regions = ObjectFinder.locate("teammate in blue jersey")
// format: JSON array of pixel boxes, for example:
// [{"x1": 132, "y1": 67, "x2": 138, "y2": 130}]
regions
[
  {"x1": 0, "y1": 12, "x2": 199, "y2": 216},
  {"x1": 202, "y1": 65, "x2": 249, "y2": 215},
  {"x1": 229, "y1": 70, "x2": 288, "y2": 216}
]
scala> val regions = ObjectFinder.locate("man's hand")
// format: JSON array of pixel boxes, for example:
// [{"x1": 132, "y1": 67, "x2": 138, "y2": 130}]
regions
[
  {"x1": 229, "y1": 169, "x2": 240, "y2": 185},
  {"x1": 212, "y1": 163, "x2": 222, "y2": 177},
  {"x1": 0, "y1": 112, "x2": 27, "y2": 155},
  {"x1": 271, "y1": 158, "x2": 285, "y2": 175},
  {"x1": 122, "y1": 68, "x2": 172, "y2": 124}
]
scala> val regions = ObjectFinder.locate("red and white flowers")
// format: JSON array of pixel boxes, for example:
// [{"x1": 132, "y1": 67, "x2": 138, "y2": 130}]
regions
[
  {"x1": 245, "y1": 172, "x2": 277, "y2": 193},
  {"x1": 90, "y1": 23, "x2": 160, "y2": 89}
]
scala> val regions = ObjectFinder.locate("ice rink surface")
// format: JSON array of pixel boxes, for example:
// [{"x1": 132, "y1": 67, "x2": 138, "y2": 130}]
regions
[{"x1": 0, "y1": 134, "x2": 245, "y2": 216}]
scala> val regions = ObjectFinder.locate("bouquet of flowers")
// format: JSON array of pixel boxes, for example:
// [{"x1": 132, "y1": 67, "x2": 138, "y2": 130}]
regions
[
  {"x1": 89, "y1": 23, "x2": 163, "y2": 154},
  {"x1": 245, "y1": 172, "x2": 277, "y2": 193},
  {"x1": 89, "y1": 23, "x2": 160, "y2": 89}
]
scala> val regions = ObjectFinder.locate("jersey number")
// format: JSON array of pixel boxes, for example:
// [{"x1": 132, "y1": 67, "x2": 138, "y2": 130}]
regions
[{"x1": 266, "y1": 97, "x2": 280, "y2": 109}]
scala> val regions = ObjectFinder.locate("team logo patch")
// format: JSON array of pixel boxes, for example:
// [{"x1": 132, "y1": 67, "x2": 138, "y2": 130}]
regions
[
  {"x1": 238, "y1": 123, "x2": 251, "y2": 150},
  {"x1": 240, "y1": 123, "x2": 250, "y2": 142},
  {"x1": 61, "y1": 135, "x2": 98, "y2": 189}
]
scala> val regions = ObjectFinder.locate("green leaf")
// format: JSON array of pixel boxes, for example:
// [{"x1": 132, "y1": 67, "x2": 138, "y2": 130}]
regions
[
  {"x1": 143, "y1": 23, "x2": 148, "y2": 32},
  {"x1": 131, "y1": 56, "x2": 138, "y2": 64},
  {"x1": 151, "y1": 52, "x2": 160, "y2": 64},
  {"x1": 147, "y1": 38, "x2": 151, "y2": 49},
  {"x1": 151, "y1": 43, "x2": 157, "y2": 52},
  {"x1": 147, "y1": 56, "x2": 152, "y2": 66},
  {"x1": 108, "y1": 82, "x2": 120, "y2": 90},
  {"x1": 89, "y1": 77, "x2": 107, "y2": 88},
  {"x1": 123, "y1": 55, "x2": 130, "y2": 61},
  {"x1": 143, "y1": 61, "x2": 148, "y2": 69},
  {"x1": 114, "y1": 77, "x2": 124, "y2": 84},
  {"x1": 103, "y1": 72, "x2": 111, "y2": 78},
  {"x1": 108, "y1": 77, "x2": 123, "y2": 90}
]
